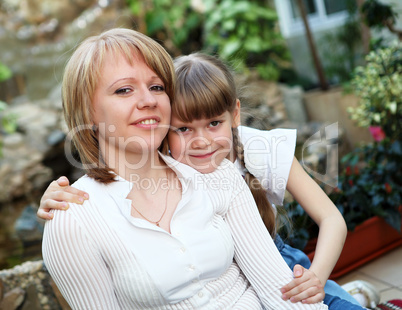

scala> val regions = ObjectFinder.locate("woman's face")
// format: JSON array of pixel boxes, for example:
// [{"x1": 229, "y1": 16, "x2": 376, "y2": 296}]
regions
[{"x1": 92, "y1": 52, "x2": 171, "y2": 163}]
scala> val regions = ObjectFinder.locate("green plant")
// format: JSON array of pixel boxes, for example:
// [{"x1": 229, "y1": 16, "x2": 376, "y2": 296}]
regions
[
  {"x1": 126, "y1": 0, "x2": 203, "y2": 55},
  {"x1": 361, "y1": 0, "x2": 402, "y2": 42},
  {"x1": 0, "y1": 61, "x2": 17, "y2": 157},
  {"x1": 126, "y1": 0, "x2": 292, "y2": 81},
  {"x1": 278, "y1": 200, "x2": 315, "y2": 251},
  {"x1": 0, "y1": 101, "x2": 17, "y2": 133},
  {"x1": 348, "y1": 42, "x2": 402, "y2": 141},
  {"x1": 319, "y1": 0, "x2": 364, "y2": 83},
  {"x1": 203, "y1": 0, "x2": 291, "y2": 81},
  {"x1": 0, "y1": 61, "x2": 12, "y2": 82},
  {"x1": 282, "y1": 44, "x2": 402, "y2": 250},
  {"x1": 280, "y1": 139, "x2": 402, "y2": 251},
  {"x1": 330, "y1": 139, "x2": 402, "y2": 232}
]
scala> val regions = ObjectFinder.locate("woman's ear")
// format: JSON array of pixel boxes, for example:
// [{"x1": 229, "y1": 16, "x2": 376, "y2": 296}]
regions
[{"x1": 232, "y1": 99, "x2": 241, "y2": 128}]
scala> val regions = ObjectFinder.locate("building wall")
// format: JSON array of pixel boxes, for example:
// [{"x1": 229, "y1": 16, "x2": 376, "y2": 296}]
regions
[{"x1": 273, "y1": 0, "x2": 402, "y2": 85}]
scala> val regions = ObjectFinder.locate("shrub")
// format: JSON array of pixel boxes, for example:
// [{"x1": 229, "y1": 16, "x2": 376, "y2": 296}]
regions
[
  {"x1": 125, "y1": 0, "x2": 291, "y2": 81},
  {"x1": 331, "y1": 140, "x2": 402, "y2": 232},
  {"x1": 348, "y1": 43, "x2": 402, "y2": 141}
]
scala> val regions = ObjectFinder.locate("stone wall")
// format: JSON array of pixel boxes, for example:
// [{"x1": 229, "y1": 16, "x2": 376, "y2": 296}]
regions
[
  {"x1": 0, "y1": 0, "x2": 133, "y2": 203},
  {"x1": 0, "y1": 0, "x2": 130, "y2": 100},
  {"x1": 0, "y1": 260, "x2": 70, "y2": 310}
]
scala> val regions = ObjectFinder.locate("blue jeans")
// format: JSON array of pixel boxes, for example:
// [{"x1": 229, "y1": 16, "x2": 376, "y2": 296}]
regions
[{"x1": 275, "y1": 235, "x2": 364, "y2": 309}]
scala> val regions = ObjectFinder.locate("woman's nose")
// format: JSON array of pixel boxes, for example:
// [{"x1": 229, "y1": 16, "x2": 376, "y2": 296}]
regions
[{"x1": 137, "y1": 89, "x2": 158, "y2": 109}]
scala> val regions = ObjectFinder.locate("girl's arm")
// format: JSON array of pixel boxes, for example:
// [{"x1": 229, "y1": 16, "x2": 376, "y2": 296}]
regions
[
  {"x1": 220, "y1": 164, "x2": 327, "y2": 309},
  {"x1": 37, "y1": 177, "x2": 89, "y2": 220},
  {"x1": 281, "y1": 157, "x2": 347, "y2": 303}
]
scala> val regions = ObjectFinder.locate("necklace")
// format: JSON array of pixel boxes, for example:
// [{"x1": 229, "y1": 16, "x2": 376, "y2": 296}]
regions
[{"x1": 131, "y1": 172, "x2": 170, "y2": 227}]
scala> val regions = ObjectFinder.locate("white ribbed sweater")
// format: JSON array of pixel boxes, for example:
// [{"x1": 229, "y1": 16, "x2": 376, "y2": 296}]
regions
[{"x1": 43, "y1": 156, "x2": 327, "y2": 310}]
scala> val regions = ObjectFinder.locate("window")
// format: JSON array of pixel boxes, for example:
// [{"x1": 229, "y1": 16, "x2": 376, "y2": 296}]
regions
[
  {"x1": 290, "y1": 0, "x2": 317, "y2": 19},
  {"x1": 324, "y1": 0, "x2": 349, "y2": 15},
  {"x1": 274, "y1": 0, "x2": 350, "y2": 38}
]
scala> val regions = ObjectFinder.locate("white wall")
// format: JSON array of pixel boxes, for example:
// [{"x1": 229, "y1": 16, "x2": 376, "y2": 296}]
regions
[{"x1": 273, "y1": 0, "x2": 402, "y2": 85}]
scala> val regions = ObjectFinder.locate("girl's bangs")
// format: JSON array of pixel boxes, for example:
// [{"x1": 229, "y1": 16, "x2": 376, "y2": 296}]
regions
[{"x1": 173, "y1": 72, "x2": 231, "y2": 122}]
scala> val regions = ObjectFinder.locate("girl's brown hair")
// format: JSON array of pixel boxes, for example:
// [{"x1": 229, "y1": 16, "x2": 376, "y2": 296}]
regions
[
  {"x1": 62, "y1": 28, "x2": 175, "y2": 183},
  {"x1": 173, "y1": 53, "x2": 277, "y2": 237}
]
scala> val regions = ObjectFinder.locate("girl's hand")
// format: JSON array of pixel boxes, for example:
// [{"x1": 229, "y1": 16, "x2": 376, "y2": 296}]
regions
[
  {"x1": 37, "y1": 176, "x2": 89, "y2": 220},
  {"x1": 280, "y1": 264, "x2": 325, "y2": 304}
]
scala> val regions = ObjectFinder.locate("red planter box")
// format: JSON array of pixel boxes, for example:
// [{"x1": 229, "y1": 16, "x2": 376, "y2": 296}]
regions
[{"x1": 306, "y1": 216, "x2": 402, "y2": 279}]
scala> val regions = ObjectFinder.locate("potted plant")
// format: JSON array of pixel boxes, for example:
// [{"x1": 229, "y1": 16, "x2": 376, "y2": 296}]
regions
[
  {"x1": 347, "y1": 42, "x2": 401, "y2": 141},
  {"x1": 279, "y1": 43, "x2": 402, "y2": 279},
  {"x1": 280, "y1": 139, "x2": 402, "y2": 279},
  {"x1": 322, "y1": 139, "x2": 402, "y2": 278}
]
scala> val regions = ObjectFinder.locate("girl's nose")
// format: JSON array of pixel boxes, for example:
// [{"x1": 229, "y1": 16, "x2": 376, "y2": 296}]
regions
[
  {"x1": 137, "y1": 89, "x2": 158, "y2": 109},
  {"x1": 191, "y1": 133, "x2": 212, "y2": 149}
]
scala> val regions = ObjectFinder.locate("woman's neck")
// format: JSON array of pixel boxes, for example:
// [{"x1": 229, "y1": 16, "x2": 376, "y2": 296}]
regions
[{"x1": 102, "y1": 146, "x2": 166, "y2": 181}]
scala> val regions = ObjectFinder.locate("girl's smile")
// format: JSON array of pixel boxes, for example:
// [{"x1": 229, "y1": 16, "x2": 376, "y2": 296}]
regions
[{"x1": 168, "y1": 110, "x2": 239, "y2": 173}]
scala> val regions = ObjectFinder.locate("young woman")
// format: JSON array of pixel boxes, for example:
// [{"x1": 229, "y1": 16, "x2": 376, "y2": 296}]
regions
[{"x1": 41, "y1": 28, "x2": 328, "y2": 309}]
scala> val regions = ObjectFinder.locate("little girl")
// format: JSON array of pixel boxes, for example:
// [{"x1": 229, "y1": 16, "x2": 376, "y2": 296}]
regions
[{"x1": 38, "y1": 53, "x2": 366, "y2": 309}]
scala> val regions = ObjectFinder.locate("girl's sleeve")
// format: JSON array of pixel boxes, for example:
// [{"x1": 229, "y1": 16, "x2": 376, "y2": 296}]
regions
[
  {"x1": 224, "y1": 169, "x2": 327, "y2": 310},
  {"x1": 42, "y1": 208, "x2": 120, "y2": 309},
  {"x1": 239, "y1": 126, "x2": 297, "y2": 205}
]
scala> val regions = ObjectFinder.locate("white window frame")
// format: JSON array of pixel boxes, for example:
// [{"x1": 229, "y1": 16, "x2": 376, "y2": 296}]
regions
[{"x1": 274, "y1": 0, "x2": 350, "y2": 38}]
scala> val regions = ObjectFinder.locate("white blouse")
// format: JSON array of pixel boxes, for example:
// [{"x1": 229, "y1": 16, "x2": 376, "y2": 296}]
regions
[{"x1": 43, "y1": 154, "x2": 326, "y2": 309}]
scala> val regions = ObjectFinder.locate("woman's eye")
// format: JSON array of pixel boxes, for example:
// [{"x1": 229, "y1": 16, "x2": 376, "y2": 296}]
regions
[
  {"x1": 115, "y1": 88, "x2": 131, "y2": 95},
  {"x1": 209, "y1": 121, "x2": 221, "y2": 127},
  {"x1": 151, "y1": 85, "x2": 165, "y2": 92}
]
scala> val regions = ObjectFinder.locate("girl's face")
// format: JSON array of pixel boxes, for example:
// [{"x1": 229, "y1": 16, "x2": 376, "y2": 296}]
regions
[
  {"x1": 92, "y1": 52, "x2": 171, "y2": 162},
  {"x1": 167, "y1": 102, "x2": 240, "y2": 174}
]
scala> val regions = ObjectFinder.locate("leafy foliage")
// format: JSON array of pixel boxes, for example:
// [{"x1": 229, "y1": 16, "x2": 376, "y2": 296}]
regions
[
  {"x1": 348, "y1": 43, "x2": 402, "y2": 141},
  {"x1": 318, "y1": 0, "x2": 363, "y2": 83},
  {"x1": 202, "y1": 0, "x2": 291, "y2": 81},
  {"x1": 0, "y1": 101, "x2": 17, "y2": 134},
  {"x1": 0, "y1": 62, "x2": 17, "y2": 157},
  {"x1": 361, "y1": 0, "x2": 397, "y2": 29},
  {"x1": 277, "y1": 200, "x2": 315, "y2": 251},
  {"x1": 330, "y1": 140, "x2": 402, "y2": 232},
  {"x1": 281, "y1": 139, "x2": 402, "y2": 251},
  {"x1": 282, "y1": 45, "x2": 402, "y2": 249},
  {"x1": 126, "y1": 0, "x2": 203, "y2": 55},
  {"x1": 125, "y1": 0, "x2": 291, "y2": 81},
  {"x1": 0, "y1": 62, "x2": 12, "y2": 82}
]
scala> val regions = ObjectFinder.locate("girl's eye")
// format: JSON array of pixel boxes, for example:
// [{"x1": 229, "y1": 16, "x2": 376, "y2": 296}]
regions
[
  {"x1": 150, "y1": 85, "x2": 165, "y2": 92},
  {"x1": 209, "y1": 121, "x2": 221, "y2": 127},
  {"x1": 115, "y1": 87, "x2": 132, "y2": 95},
  {"x1": 176, "y1": 127, "x2": 190, "y2": 133}
]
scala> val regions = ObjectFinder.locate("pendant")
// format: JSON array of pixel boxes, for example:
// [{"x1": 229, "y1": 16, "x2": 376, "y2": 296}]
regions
[{"x1": 156, "y1": 222, "x2": 160, "y2": 227}]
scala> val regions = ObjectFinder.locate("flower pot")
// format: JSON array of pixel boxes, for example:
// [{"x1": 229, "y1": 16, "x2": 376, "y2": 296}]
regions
[{"x1": 306, "y1": 216, "x2": 402, "y2": 279}]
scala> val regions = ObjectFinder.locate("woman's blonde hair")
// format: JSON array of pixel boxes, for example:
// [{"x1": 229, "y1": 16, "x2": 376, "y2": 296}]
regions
[
  {"x1": 173, "y1": 53, "x2": 277, "y2": 237},
  {"x1": 62, "y1": 28, "x2": 175, "y2": 183}
]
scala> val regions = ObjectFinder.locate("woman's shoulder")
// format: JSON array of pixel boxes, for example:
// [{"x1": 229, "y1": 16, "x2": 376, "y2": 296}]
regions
[
  {"x1": 51, "y1": 175, "x2": 104, "y2": 218},
  {"x1": 72, "y1": 174, "x2": 102, "y2": 191}
]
